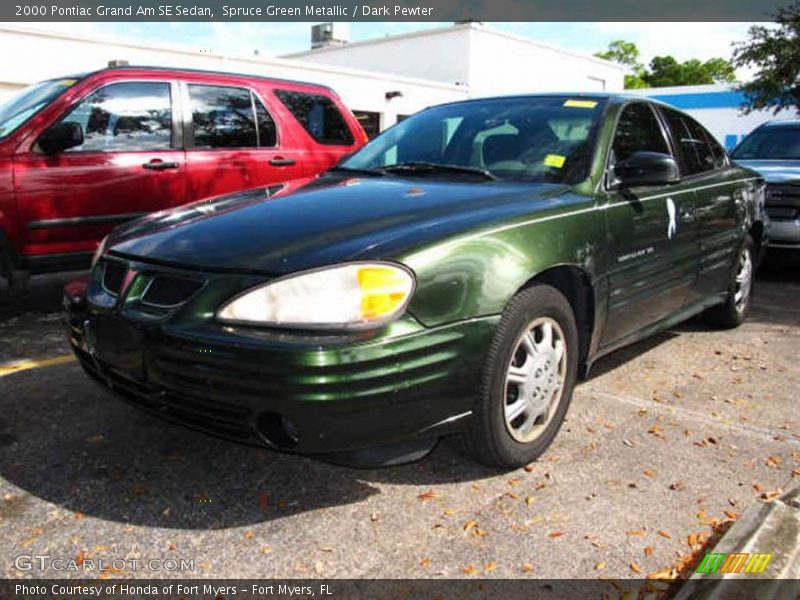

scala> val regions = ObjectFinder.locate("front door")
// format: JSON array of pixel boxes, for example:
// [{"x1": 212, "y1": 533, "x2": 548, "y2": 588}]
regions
[
  {"x1": 14, "y1": 80, "x2": 186, "y2": 261},
  {"x1": 600, "y1": 101, "x2": 698, "y2": 347}
]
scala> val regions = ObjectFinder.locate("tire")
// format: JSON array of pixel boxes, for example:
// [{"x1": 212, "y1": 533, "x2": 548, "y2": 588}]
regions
[
  {"x1": 457, "y1": 284, "x2": 579, "y2": 469},
  {"x1": 706, "y1": 236, "x2": 754, "y2": 329}
]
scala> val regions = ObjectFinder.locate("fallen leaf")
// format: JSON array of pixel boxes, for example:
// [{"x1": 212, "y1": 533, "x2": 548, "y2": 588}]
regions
[
  {"x1": 623, "y1": 439, "x2": 636, "y2": 448},
  {"x1": 464, "y1": 520, "x2": 479, "y2": 532},
  {"x1": 753, "y1": 483, "x2": 764, "y2": 493},
  {"x1": 462, "y1": 565, "x2": 478, "y2": 575},
  {"x1": 548, "y1": 531, "x2": 565, "y2": 539},
  {"x1": 657, "y1": 530, "x2": 671, "y2": 539},
  {"x1": 74, "y1": 512, "x2": 85, "y2": 521},
  {"x1": 243, "y1": 530, "x2": 254, "y2": 539},
  {"x1": 595, "y1": 561, "x2": 606, "y2": 571},
  {"x1": 485, "y1": 561, "x2": 497, "y2": 572},
  {"x1": 766, "y1": 455, "x2": 781, "y2": 469},
  {"x1": 521, "y1": 563, "x2": 534, "y2": 573},
  {"x1": 419, "y1": 558, "x2": 431, "y2": 567},
  {"x1": 261, "y1": 545, "x2": 273, "y2": 554},
  {"x1": 626, "y1": 529, "x2": 646, "y2": 536},
  {"x1": 688, "y1": 533, "x2": 698, "y2": 547},
  {"x1": 669, "y1": 481, "x2": 684, "y2": 491},
  {"x1": 723, "y1": 510, "x2": 739, "y2": 520},
  {"x1": 522, "y1": 465, "x2": 534, "y2": 473},
  {"x1": 417, "y1": 490, "x2": 439, "y2": 501},
  {"x1": 643, "y1": 469, "x2": 657, "y2": 479},
  {"x1": 630, "y1": 561, "x2": 642, "y2": 574},
  {"x1": 75, "y1": 550, "x2": 88, "y2": 567},
  {"x1": 525, "y1": 496, "x2": 536, "y2": 506},
  {"x1": 644, "y1": 545, "x2": 654, "y2": 557}
]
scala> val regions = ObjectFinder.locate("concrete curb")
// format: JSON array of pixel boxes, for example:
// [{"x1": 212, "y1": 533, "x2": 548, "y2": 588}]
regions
[{"x1": 673, "y1": 486, "x2": 800, "y2": 600}]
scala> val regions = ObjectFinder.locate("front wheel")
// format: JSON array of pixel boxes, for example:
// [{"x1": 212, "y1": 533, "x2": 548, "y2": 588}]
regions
[
  {"x1": 706, "y1": 236, "x2": 754, "y2": 329},
  {"x1": 457, "y1": 285, "x2": 579, "y2": 469}
]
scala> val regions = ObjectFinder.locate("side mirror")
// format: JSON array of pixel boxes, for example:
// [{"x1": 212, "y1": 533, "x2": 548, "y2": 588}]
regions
[
  {"x1": 38, "y1": 122, "x2": 83, "y2": 154},
  {"x1": 614, "y1": 151, "x2": 680, "y2": 188}
]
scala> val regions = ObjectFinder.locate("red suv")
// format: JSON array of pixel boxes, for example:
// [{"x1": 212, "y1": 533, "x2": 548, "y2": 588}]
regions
[{"x1": 0, "y1": 66, "x2": 367, "y2": 283}]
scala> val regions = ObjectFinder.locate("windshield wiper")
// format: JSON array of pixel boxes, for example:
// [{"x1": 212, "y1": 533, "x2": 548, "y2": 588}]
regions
[
  {"x1": 381, "y1": 161, "x2": 498, "y2": 181},
  {"x1": 329, "y1": 165, "x2": 386, "y2": 177}
]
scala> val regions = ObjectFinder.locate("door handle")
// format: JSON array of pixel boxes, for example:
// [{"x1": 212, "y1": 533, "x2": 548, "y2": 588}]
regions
[
  {"x1": 142, "y1": 160, "x2": 179, "y2": 171},
  {"x1": 268, "y1": 158, "x2": 296, "y2": 167}
]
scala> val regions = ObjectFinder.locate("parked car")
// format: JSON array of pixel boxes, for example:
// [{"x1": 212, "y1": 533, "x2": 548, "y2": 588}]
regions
[
  {"x1": 731, "y1": 120, "x2": 799, "y2": 250},
  {"x1": 0, "y1": 66, "x2": 366, "y2": 285},
  {"x1": 65, "y1": 94, "x2": 765, "y2": 469}
]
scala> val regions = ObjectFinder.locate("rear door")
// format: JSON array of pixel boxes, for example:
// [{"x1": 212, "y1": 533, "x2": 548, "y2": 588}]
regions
[
  {"x1": 182, "y1": 81, "x2": 303, "y2": 202},
  {"x1": 13, "y1": 79, "x2": 186, "y2": 261},
  {"x1": 600, "y1": 101, "x2": 698, "y2": 346},
  {"x1": 272, "y1": 88, "x2": 362, "y2": 176},
  {"x1": 658, "y1": 107, "x2": 740, "y2": 303}
]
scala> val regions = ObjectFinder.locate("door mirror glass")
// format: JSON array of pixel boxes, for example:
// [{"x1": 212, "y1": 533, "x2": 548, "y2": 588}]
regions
[
  {"x1": 614, "y1": 151, "x2": 680, "y2": 187},
  {"x1": 38, "y1": 121, "x2": 83, "y2": 154}
]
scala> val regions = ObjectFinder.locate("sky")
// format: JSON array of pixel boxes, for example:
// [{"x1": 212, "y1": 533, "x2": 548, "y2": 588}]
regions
[{"x1": 21, "y1": 21, "x2": 760, "y2": 76}]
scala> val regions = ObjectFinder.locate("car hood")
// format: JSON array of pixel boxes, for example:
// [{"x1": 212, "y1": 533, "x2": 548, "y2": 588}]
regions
[
  {"x1": 733, "y1": 159, "x2": 800, "y2": 184},
  {"x1": 108, "y1": 174, "x2": 571, "y2": 275}
]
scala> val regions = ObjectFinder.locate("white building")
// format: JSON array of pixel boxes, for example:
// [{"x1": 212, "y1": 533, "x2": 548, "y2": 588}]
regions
[
  {"x1": 0, "y1": 22, "x2": 623, "y2": 136},
  {"x1": 633, "y1": 84, "x2": 797, "y2": 149}
]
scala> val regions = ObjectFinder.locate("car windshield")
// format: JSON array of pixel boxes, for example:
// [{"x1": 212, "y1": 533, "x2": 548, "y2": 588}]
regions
[
  {"x1": 340, "y1": 96, "x2": 606, "y2": 183},
  {"x1": 731, "y1": 125, "x2": 800, "y2": 160},
  {"x1": 0, "y1": 77, "x2": 80, "y2": 139}
]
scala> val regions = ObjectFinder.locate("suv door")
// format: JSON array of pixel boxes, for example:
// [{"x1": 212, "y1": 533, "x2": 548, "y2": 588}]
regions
[
  {"x1": 182, "y1": 82, "x2": 302, "y2": 201},
  {"x1": 13, "y1": 80, "x2": 186, "y2": 263},
  {"x1": 600, "y1": 101, "x2": 698, "y2": 347},
  {"x1": 658, "y1": 107, "x2": 739, "y2": 303}
]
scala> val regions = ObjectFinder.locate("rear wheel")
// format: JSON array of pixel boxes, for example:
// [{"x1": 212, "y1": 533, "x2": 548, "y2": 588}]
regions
[
  {"x1": 706, "y1": 236, "x2": 754, "y2": 329},
  {"x1": 458, "y1": 285, "x2": 579, "y2": 469}
]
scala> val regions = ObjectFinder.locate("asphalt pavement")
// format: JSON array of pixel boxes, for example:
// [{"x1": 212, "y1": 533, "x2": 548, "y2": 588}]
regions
[{"x1": 0, "y1": 253, "x2": 798, "y2": 583}]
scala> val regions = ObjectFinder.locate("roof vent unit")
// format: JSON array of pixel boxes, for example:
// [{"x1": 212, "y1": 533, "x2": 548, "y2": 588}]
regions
[{"x1": 311, "y1": 23, "x2": 350, "y2": 49}]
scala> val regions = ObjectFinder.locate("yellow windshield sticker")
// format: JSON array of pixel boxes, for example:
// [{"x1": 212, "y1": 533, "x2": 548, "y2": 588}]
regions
[
  {"x1": 57, "y1": 79, "x2": 78, "y2": 86},
  {"x1": 544, "y1": 154, "x2": 566, "y2": 168},
  {"x1": 564, "y1": 99, "x2": 598, "y2": 109}
]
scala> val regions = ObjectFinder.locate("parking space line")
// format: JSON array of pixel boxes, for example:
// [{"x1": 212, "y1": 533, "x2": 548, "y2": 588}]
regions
[
  {"x1": 0, "y1": 354, "x2": 76, "y2": 378},
  {"x1": 585, "y1": 387, "x2": 800, "y2": 448}
]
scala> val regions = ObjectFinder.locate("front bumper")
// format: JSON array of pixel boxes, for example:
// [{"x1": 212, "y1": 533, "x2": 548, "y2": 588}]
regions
[
  {"x1": 65, "y1": 278, "x2": 497, "y2": 455},
  {"x1": 766, "y1": 183, "x2": 800, "y2": 249}
]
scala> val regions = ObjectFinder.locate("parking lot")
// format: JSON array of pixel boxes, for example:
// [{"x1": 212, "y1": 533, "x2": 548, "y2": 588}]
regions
[{"x1": 0, "y1": 253, "x2": 798, "y2": 582}]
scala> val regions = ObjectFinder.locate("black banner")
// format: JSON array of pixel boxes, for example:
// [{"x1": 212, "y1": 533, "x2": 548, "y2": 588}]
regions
[
  {"x1": 2, "y1": 579, "x2": 798, "y2": 600},
  {"x1": 1, "y1": 0, "x2": 788, "y2": 22}
]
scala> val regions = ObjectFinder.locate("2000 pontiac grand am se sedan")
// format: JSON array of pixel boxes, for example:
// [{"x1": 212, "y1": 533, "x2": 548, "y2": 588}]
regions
[{"x1": 65, "y1": 94, "x2": 766, "y2": 469}]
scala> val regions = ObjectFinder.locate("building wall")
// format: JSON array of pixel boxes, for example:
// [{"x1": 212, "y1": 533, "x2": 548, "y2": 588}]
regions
[
  {"x1": 287, "y1": 26, "x2": 474, "y2": 86},
  {"x1": 633, "y1": 84, "x2": 796, "y2": 148},
  {"x1": 288, "y1": 23, "x2": 624, "y2": 94},
  {"x1": 0, "y1": 25, "x2": 468, "y2": 131},
  {"x1": 465, "y1": 27, "x2": 624, "y2": 97}
]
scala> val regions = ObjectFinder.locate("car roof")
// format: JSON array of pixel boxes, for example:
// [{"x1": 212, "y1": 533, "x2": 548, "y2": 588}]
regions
[
  {"x1": 758, "y1": 119, "x2": 800, "y2": 129},
  {"x1": 429, "y1": 92, "x2": 668, "y2": 110},
  {"x1": 80, "y1": 65, "x2": 336, "y2": 93}
]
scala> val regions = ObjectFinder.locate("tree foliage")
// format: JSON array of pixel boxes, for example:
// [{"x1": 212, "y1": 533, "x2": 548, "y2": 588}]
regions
[
  {"x1": 732, "y1": 2, "x2": 800, "y2": 114},
  {"x1": 596, "y1": 40, "x2": 736, "y2": 89}
]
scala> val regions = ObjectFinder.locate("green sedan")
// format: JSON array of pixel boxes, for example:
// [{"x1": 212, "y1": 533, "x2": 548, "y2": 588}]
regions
[{"x1": 65, "y1": 94, "x2": 765, "y2": 469}]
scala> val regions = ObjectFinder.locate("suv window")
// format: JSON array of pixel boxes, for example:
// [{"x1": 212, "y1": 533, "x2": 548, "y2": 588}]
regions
[
  {"x1": 661, "y1": 107, "x2": 717, "y2": 175},
  {"x1": 57, "y1": 81, "x2": 172, "y2": 152},
  {"x1": 189, "y1": 85, "x2": 277, "y2": 148},
  {"x1": 275, "y1": 89, "x2": 354, "y2": 145},
  {"x1": 611, "y1": 102, "x2": 670, "y2": 164}
]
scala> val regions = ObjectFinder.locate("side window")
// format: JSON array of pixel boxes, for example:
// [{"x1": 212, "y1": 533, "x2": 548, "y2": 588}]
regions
[
  {"x1": 274, "y1": 89, "x2": 354, "y2": 145},
  {"x1": 189, "y1": 85, "x2": 277, "y2": 148},
  {"x1": 58, "y1": 82, "x2": 172, "y2": 152},
  {"x1": 610, "y1": 102, "x2": 670, "y2": 164},
  {"x1": 661, "y1": 108, "x2": 717, "y2": 175}
]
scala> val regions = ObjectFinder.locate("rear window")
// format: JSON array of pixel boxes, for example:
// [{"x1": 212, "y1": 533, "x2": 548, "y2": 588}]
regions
[{"x1": 274, "y1": 89, "x2": 354, "y2": 146}]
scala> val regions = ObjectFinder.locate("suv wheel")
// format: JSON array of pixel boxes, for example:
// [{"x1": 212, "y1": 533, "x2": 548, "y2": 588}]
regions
[
  {"x1": 457, "y1": 284, "x2": 579, "y2": 469},
  {"x1": 707, "y1": 236, "x2": 754, "y2": 329}
]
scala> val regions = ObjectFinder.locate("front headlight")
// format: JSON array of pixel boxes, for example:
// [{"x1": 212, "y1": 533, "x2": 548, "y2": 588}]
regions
[
  {"x1": 217, "y1": 262, "x2": 415, "y2": 329},
  {"x1": 91, "y1": 235, "x2": 109, "y2": 268}
]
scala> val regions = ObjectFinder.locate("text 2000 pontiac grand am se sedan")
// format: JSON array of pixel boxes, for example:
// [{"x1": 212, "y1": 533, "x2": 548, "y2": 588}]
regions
[{"x1": 65, "y1": 94, "x2": 765, "y2": 469}]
